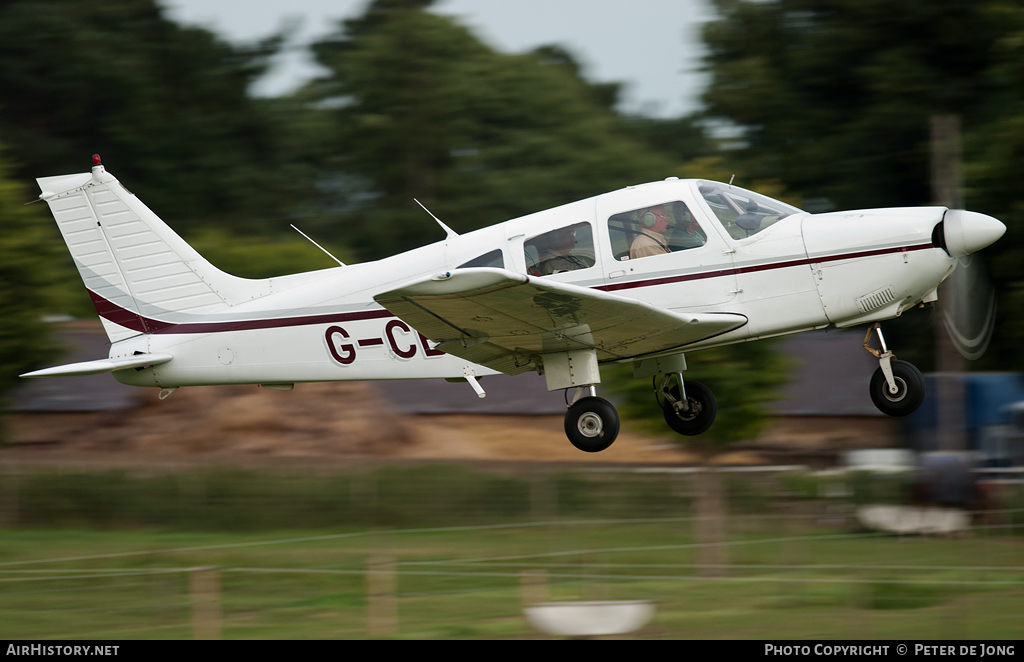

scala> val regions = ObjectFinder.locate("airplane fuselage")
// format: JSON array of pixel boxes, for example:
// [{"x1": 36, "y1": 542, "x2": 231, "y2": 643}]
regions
[
  {"x1": 29, "y1": 163, "x2": 1005, "y2": 450},
  {"x1": 105, "y1": 178, "x2": 955, "y2": 389}
]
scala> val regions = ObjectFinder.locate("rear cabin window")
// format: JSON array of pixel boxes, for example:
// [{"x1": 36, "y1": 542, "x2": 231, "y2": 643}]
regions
[
  {"x1": 457, "y1": 249, "x2": 504, "y2": 269},
  {"x1": 524, "y1": 222, "x2": 596, "y2": 276},
  {"x1": 607, "y1": 200, "x2": 706, "y2": 261}
]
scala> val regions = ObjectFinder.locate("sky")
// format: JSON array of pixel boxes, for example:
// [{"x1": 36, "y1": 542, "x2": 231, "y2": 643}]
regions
[{"x1": 160, "y1": 0, "x2": 714, "y2": 118}]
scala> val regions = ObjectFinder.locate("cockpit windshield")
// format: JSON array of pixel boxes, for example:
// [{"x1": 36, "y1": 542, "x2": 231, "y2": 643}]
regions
[{"x1": 697, "y1": 180, "x2": 803, "y2": 240}]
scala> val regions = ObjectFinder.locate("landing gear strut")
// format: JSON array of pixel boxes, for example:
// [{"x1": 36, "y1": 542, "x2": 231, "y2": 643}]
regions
[
  {"x1": 564, "y1": 386, "x2": 620, "y2": 453},
  {"x1": 657, "y1": 373, "x2": 717, "y2": 435},
  {"x1": 864, "y1": 323, "x2": 925, "y2": 417}
]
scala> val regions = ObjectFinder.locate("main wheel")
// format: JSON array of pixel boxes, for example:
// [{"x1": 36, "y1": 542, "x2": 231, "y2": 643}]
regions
[
  {"x1": 662, "y1": 380, "x2": 717, "y2": 436},
  {"x1": 869, "y1": 360, "x2": 925, "y2": 417},
  {"x1": 564, "y1": 396, "x2": 620, "y2": 453}
]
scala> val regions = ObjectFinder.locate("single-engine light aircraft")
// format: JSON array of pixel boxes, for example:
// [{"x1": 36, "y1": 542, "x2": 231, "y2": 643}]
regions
[{"x1": 23, "y1": 157, "x2": 1006, "y2": 452}]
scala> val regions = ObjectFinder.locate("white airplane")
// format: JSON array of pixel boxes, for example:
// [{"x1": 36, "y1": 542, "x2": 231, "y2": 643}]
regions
[{"x1": 22, "y1": 156, "x2": 1006, "y2": 452}]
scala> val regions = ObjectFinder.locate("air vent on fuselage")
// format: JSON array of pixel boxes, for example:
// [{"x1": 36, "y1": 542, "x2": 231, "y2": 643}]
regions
[{"x1": 856, "y1": 286, "x2": 897, "y2": 314}]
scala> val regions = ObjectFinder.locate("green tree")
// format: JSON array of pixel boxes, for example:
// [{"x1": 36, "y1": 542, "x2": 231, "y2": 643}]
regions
[
  {"x1": 606, "y1": 340, "x2": 791, "y2": 448},
  {"x1": 300, "y1": 0, "x2": 677, "y2": 260},
  {"x1": 624, "y1": 115, "x2": 713, "y2": 166},
  {"x1": 701, "y1": 0, "x2": 998, "y2": 211},
  {"x1": 0, "y1": 154, "x2": 66, "y2": 407},
  {"x1": 699, "y1": 0, "x2": 1024, "y2": 371},
  {"x1": 0, "y1": 0, "x2": 306, "y2": 227},
  {"x1": 960, "y1": 2, "x2": 1024, "y2": 371}
]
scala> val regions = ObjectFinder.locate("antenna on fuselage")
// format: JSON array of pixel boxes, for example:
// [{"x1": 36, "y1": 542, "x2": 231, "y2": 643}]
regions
[
  {"x1": 729, "y1": 174, "x2": 735, "y2": 186},
  {"x1": 414, "y1": 198, "x2": 459, "y2": 240},
  {"x1": 290, "y1": 224, "x2": 345, "y2": 266}
]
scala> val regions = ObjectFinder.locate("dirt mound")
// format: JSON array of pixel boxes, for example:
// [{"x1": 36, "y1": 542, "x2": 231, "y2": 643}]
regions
[
  {"x1": 6, "y1": 382, "x2": 700, "y2": 465},
  {"x1": 8, "y1": 382, "x2": 414, "y2": 458}
]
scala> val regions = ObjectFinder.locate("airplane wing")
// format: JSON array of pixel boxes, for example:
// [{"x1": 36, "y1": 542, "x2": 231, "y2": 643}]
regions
[{"x1": 374, "y1": 268, "x2": 747, "y2": 376}]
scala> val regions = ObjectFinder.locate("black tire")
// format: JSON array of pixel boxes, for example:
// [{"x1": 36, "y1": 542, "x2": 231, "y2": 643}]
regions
[
  {"x1": 869, "y1": 360, "x2": 925, "y2": 417},
  {"x1": 662, "y1": 380, "x2": 717, "y2": 436},
  {"x1": 564, "y1": 396, "x2": 620, "y2": 453}
]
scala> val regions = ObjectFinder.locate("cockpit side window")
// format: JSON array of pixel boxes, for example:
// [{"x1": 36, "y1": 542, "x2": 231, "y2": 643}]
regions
[
  {"x1": 524, "y1": 222, "x2": 595, "y2": 276},
  {"x1": 697, "y1": 180, "x2": 803, "y2": 240},
  {"x1": 607, "y1": 200, "x2": 706, "y2": 261},
  {"x1": 457, "y1": 249, "x2": 504, "y2": 269}
]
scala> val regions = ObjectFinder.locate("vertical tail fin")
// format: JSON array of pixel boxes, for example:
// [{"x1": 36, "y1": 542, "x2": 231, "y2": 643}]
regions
[{"x1": 37, "y1": 163, "x2": 269, "y2": 342}]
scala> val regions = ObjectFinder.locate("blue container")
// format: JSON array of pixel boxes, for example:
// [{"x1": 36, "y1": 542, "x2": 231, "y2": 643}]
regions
[{"x1": 904, "y1": 373, "x2": 1024, "y2": 452}]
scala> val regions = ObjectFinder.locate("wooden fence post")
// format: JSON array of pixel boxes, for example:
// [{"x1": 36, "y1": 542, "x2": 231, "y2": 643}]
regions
[
  {"x1": 694, "y1": 470, "x2": 727, "y2": 577},
  {"x1": 190, "y1": 567, "x2": 221, "y2": 640},
  {"x1": 367, "y1": 555, "x2": 397, "y2": 636},
  {"x1": 0, "y1": 474, "x2": 18, "y2": 528},
  {"x1": 519, "y1": 569, "x2": 549, "y2": 607}
]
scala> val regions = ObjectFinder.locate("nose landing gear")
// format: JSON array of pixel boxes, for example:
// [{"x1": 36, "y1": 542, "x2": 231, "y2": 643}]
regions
[{"x1": 864, "y1": 323, "x2": 925, "y2": 417}]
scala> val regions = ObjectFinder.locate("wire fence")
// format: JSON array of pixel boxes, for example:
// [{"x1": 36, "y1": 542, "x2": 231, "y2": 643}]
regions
[
  {"x1": 1, "y1": 466, "x2": 1022, "y2": 638},
  {"x1": 2, "y1": 514, "x2": 1024, "y2": 638}
]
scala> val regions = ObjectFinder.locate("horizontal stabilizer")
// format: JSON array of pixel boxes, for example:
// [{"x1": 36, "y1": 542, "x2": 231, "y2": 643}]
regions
[{"x1": 20, "y1": 353, "x2": 173, "y2": 379}]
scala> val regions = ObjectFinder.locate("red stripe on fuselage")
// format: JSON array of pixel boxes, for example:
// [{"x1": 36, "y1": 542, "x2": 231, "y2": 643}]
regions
[
  {"x1": 597, "y1": 243, "x2": 934, "y2": 293},
  {"x1": 87, "y1": 242, "x2": 937, "y2": 334},
  {"x1": 86, "y1": 295, "x2": 394, "y2": 335}
]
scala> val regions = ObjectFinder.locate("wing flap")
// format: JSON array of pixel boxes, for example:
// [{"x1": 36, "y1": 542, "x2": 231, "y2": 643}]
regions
[
  {"x1": 20, "y1": 353, "x2": 173, "y2": 379},
  {"x1": 375, "y1": 268, "x2": 746, "y2": 374}
]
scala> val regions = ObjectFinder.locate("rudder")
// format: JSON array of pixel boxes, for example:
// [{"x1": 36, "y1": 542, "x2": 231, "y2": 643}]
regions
[{"x1": 37, "y1": 161, "x2": 269, "y2": 342}]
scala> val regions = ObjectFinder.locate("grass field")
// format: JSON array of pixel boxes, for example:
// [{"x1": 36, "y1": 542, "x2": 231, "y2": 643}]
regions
[{"x1": 0, "y1": 467, "x2": 1022, "y2": 639}]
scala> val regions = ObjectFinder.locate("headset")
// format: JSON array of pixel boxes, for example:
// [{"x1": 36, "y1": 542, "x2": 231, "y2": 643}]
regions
[{"x1": 641, "y1": 210, "x2": 657, "y2": 228}]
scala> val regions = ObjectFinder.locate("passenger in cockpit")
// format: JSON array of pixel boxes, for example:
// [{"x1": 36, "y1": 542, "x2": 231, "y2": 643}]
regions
[
  {"x1": 536, "y1": 226, "x2": 590, "y2": 275},
  {"x1": 672, "y1": 202, "x2": 706, "y2": 249}
]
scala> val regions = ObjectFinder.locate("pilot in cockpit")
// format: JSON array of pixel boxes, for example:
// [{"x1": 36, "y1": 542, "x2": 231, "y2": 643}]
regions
[{"x1": 629, "y1": 204, "x2": 672, "y2": 259}]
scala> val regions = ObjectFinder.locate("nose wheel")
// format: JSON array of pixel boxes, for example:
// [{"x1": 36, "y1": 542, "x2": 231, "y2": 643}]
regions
[
  {"x1": 869, "y1": 359, "x2": 925, "y2": 416},
  {"x1": 564, "y1": 395, "x2": 620, "y2": 453},
  {"x1": 864, "y1": 323, "x2": 925, "y2": 417}
]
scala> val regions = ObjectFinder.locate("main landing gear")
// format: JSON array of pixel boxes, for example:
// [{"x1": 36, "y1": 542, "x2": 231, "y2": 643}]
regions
[
  {"x1": 657, "y1": 374, "x2": 718, "y2": 436},
  {"x1": 864, "y1": 323, "x2": 925, "y2": 417},
  {"x1": 564, "y1": 386, "x2": 620, "y2": 453},
  {"x1": 555, "y1": 353, "x2": 720, "y2": 453},
  {"x1": 559, "y1": 357, "x2": 722, "y2": 453}
]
